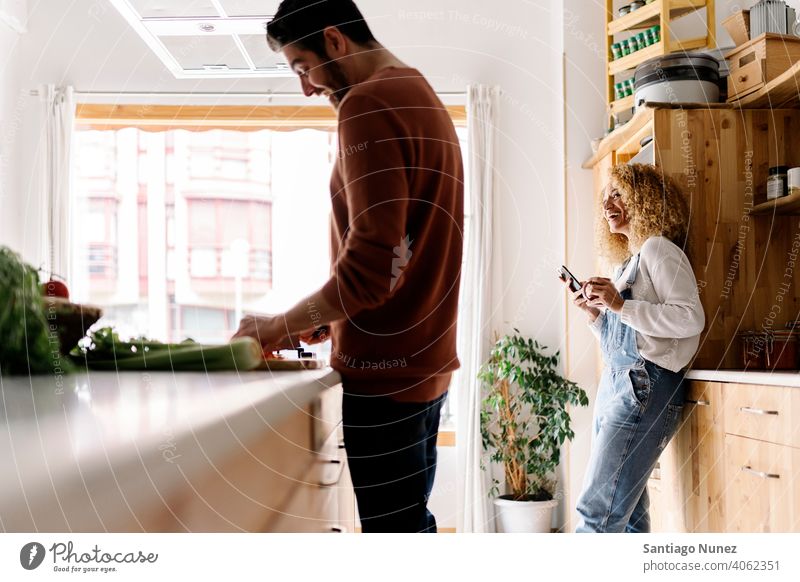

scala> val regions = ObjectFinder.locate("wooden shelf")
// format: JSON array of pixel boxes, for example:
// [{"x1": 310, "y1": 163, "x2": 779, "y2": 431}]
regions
[
  {"x1": 608, "y1": 0, "x2": 707, "y2": 35},
  {"x1": 732, "y1": 59, "x2": 800, "y2": 109},
  {"x1": 610, "y1": 94, "x2": 635, "y2": 114},
  {"x1": 609, "y1": 42, "x2": 664, "y2": 76},
  {"x1": 750, "y1": 191, "x2": 800, "y2": 215},
  {"x1": 608, "y1": 34, "x2": 713, "y2": 76},
  {"x1": 603, "y1": 0, "x2": 716, "y2": 127},
  {"x1": 583, "y1": 106, "x2": 654, "y2": 169}
]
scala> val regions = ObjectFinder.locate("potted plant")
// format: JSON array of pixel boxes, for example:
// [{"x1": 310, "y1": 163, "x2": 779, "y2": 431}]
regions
[{"x1": 479, "y1": 330, "x2": 588, "y2": 533}]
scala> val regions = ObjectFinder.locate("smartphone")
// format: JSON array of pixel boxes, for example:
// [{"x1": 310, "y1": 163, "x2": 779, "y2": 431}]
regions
[{"x1": 558, "y1": 265, "x2": 583, "y2": 294}]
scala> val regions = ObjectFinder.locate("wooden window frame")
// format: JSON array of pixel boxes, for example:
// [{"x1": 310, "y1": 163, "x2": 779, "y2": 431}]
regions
[{"x1": 75, "y1": 103, "x2": 467, "y2": 132}]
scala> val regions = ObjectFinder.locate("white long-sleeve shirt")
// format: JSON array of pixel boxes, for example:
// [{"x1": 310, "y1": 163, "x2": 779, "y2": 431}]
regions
[{"x1": 589, "y1": 236, "x2": 705, "y2": 372}]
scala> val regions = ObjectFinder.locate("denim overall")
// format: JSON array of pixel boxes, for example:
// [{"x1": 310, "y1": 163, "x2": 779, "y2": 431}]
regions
[{"x1": 576, "y1": 253, "x2": 687, "y2": 533}]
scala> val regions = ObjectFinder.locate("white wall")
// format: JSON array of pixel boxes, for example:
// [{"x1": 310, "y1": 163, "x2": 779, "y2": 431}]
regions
[
  {"x1": 0, "y1": 19, "x2": 23, "y2": 252},
  {"x1": 562, "y1": 0, "x2": 607, "y2": 533}
]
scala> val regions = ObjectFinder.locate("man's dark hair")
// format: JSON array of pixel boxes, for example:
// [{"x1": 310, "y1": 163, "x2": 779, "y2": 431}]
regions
[{"x1": 267, "y1": 0, "x2": 377, "y2": 56}]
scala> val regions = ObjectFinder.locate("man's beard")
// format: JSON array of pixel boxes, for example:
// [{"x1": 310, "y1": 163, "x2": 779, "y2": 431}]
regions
[{"x1": 320, "y1": 57, "x2": 351, "y2": 109}]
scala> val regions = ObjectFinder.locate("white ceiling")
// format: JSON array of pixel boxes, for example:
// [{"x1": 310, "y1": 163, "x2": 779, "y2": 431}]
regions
[{"x1": 109, "y1": 0, "x2": 289, "y2": 78}]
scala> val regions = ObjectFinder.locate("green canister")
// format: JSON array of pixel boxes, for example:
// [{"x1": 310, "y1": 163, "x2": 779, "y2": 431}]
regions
[{"x1": 624, "y1": 78, "x2": 634, "y2": 97}]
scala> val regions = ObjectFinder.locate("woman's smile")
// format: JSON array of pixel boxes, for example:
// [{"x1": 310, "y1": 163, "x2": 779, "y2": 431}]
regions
[{"x1": 602, "y1": 184, "x2": 630, "y2": 235}]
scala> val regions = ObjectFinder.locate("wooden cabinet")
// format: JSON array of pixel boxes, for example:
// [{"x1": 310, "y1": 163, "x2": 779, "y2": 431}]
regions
[
  {"x1": 587, "y1": 106, "x2": 800, "y2": 371},
  {"x1": 651, "y1": 380, "x2": 726, "y2": 532},
  {"x1": 723, "y1": 383, "x2": 800, "y2": 448},
  {"x1": 652, "y1": 380, "x2": 799, "y2": 532},
  {"x1": 724, "y1": 433, "x2": 799, "y2": 532},
  {"x1": 162, "y1": 384, "x2": 355, "y2": 532}
]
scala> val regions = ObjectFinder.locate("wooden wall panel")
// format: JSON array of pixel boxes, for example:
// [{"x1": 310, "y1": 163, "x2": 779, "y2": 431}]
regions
[{"x1": 654, "y1": 108, "x2": 800, "y2": 369}]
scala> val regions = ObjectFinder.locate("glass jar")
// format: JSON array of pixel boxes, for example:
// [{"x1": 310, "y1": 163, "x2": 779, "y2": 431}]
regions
[
  {"x1": 767, "y1": 166, "x2": 789, "y2": 200},
  {"x1": 739, "y1": 329, "x2": 800, "y2": 370}
]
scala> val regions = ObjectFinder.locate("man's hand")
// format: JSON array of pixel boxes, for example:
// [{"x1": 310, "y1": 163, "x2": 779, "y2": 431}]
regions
[
  {"x1": 584, "y1": 277, "x2": 625, "y2": 314},
  {"x1": 232, "y1": 315, "x2": 296, "y2": 351},
  {"x1": 298, "y1": 326, "x2": 330, "y2": 345}
]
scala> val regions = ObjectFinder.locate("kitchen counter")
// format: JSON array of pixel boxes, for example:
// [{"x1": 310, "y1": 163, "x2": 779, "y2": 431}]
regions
[
  {"x1": 686, "y1": 369, "x2": 800, "y2": 388},
  {"x1": 0, "y1": 368, "x2": 341, "y2": 531}
]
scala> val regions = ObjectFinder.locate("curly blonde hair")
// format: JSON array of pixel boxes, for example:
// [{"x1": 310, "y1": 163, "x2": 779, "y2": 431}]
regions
[{"x1": 596, "y1": 163, "x2": 691, "y2": 265}]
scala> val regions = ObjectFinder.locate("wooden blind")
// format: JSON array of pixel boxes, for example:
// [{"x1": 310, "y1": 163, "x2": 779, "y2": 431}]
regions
[{"x1": 75, "y1": 103, "x2": 467, "y2": 132}]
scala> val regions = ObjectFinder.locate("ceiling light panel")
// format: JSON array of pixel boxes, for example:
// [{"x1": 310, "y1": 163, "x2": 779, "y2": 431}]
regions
[
  {"x1": 109, "y1": 0, "x2": 291, "y2": 78},
  {"x1": 217, "y1": 0, "x2": 275, "y2": 17},
  {"x1": 127, "y1": 0, "x2": 219, "y2": 18},
  {"x1": 159, "y1": 35, "x2": 250, "y2": 70},
  {"x1": 239, "y1": 34, "x2": 287, "y2": 70}
]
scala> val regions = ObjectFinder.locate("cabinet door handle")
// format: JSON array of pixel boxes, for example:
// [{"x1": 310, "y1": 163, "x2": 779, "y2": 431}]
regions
[
  {"x1": 742, "y1": 465, "x2": 780, "y2": 479},
  {"x1": 330, "y1": 525, "x2": 347, "y2": 533},
  {"x1": 685, "y1": 399, "x2": 711, "y2": 406},
  {"x1": 739, "y1": 406, "x2": 779, "y2": 416}
]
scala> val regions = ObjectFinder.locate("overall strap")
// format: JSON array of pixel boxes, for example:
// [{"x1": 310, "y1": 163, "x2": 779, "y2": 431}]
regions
[{"x1": 625, "y1": 253, "x2": 641, "y2": 288}]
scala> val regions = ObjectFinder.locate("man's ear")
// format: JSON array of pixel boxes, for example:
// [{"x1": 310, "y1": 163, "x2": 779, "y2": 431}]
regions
[{"x1": 322, "y1": 26, "x2": 347, "y2": 58}]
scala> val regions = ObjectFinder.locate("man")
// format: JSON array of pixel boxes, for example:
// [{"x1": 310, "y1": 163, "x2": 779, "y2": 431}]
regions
[{"x1": 234, "y1": 0, "x2": 463, "y2": 533}]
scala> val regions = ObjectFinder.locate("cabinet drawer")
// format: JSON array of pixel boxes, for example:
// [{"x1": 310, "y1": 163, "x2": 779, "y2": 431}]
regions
[
  {"x1": 268, "y1": 445, "x2": 348, "y2": 533},
  {"x1": 723, "y1": 383, "x2": 798, "y2": 448},
  {"x1": 168, "y1": 405, "x2": 315, "y2": 532},
  {"x1": 727, "y1": 58, "x2": 765, "y2": 100},
  {"x1": 268, "y1": 475, "x2": 329, "y2": 533},
  {"x1": 312, "y1": 384, "x2": 343, "y2": 450},
  {"x1": 724, "y1": 434, "x2": 799, "y2": 532}
]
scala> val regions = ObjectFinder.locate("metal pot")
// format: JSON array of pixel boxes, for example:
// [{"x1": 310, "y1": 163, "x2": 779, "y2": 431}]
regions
[{"x1": 633, "y1": 52, "x2": 720, "y2": 109}]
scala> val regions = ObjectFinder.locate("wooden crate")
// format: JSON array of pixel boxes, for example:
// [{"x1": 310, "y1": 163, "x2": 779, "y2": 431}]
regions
[
  {"x1": 727, "y1": 33, "x2": 800, "y2": 101},
  {"x1": 722, "y1": 10, "x2": 750, "y2": 47}
]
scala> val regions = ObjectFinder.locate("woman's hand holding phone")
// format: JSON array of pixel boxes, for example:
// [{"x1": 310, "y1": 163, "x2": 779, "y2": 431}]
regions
[
  {"x1": 584, "y1": 277, "x2": 625, "y2": 314},
  {"x1": 562, "y1": 278, "x2": 601, "y2": 322}
]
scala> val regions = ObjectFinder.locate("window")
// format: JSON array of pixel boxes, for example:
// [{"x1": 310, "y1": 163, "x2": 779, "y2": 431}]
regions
[{"x1": 72, "y1": 124, "x2": 336, "y2": 343}]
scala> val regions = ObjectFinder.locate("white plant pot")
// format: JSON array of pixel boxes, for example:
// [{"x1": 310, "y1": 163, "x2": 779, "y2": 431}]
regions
[{"x1": 493, "y1": 496, "x2": 558, "y2": 533}]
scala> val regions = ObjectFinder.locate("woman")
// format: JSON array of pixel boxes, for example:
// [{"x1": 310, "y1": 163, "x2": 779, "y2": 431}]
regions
[{"x1": 568, "y1": 163, "x2": 705, "y2": 533}]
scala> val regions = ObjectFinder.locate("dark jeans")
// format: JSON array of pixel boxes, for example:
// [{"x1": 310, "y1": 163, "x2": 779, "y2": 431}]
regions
[{"x1": 342, "y1": 391, "x2": 445, "y2": 533}]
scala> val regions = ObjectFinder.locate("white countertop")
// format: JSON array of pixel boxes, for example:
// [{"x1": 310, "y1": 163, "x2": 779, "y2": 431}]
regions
[
  {"x1": 686, "y1": 369, "x2": 800, "y2": 388},
  {"x1": 0, "y1": 368, "x2": 340, "y2": 531}
]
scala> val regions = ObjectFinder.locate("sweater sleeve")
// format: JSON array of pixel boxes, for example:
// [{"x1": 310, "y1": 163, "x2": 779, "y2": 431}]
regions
[
  {"x1": 320, "y1": 94, "x2": 411, "y2": 318},
  {"x1": 588, "y1": 310, "x2": 605, "y2": 340},
  {"x1": 620, "y1": 239, "x2": 705, "y2": 339}
]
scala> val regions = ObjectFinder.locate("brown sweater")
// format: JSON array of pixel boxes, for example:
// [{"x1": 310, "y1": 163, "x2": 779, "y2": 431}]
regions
[{"x1": 320, "y1": 67, "x2": 464, "y2": 403}]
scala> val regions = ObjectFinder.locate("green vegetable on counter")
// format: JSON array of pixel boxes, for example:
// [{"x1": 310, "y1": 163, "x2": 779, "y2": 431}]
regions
[
  {"x1": 0, "y1": 246, "x2": 72, "y2": 376},
  {"x1": 71, "y1": 327, "x2": 264, "y2": 372}
]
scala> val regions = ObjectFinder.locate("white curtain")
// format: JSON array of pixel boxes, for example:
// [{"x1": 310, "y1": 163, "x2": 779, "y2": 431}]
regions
[
  {"x1": 40, "y1": 84, "x2": 75, "y2": 279},
  {"x1": 456, "y1": 84, "x2": 502, "y2": 533}
]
